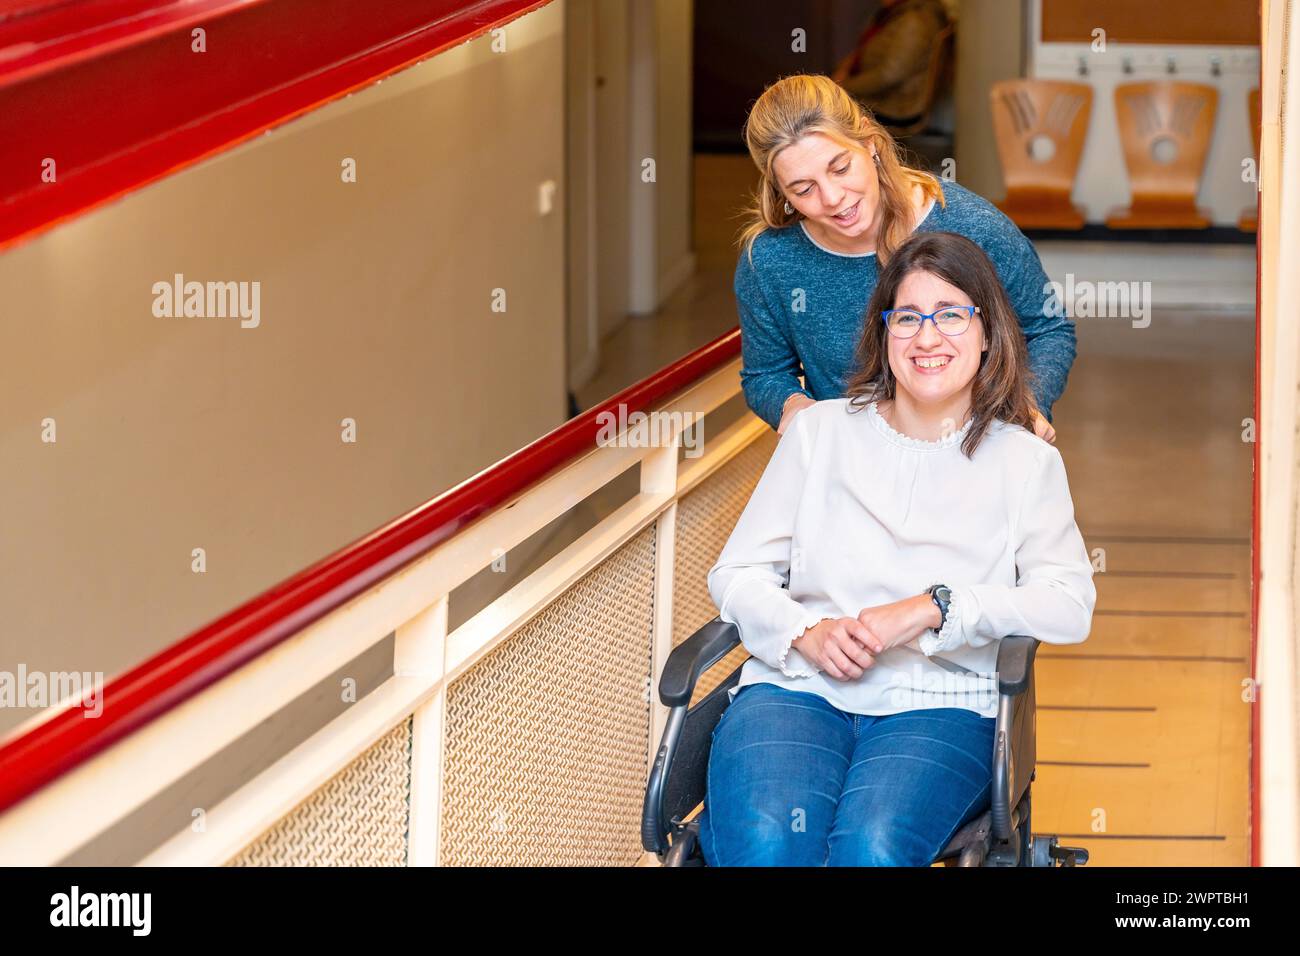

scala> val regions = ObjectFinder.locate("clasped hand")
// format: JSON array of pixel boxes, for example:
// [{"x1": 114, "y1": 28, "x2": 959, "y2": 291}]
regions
[{"x1": 791, "y1": 593, "x2": 940, "y2": 681}]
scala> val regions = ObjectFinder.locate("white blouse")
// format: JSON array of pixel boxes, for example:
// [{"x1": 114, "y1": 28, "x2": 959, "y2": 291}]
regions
[{"x1": 707, "y1": 398, "x2": 1096, "y2": 718}]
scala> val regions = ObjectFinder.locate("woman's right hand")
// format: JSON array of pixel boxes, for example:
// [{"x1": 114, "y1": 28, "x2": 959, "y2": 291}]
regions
[
  {"x1": 1031, "y1": 409, "x2": 1057, "y2": 444},
  {"x1": 778, "y1": 394, "x2": 817, "y2": 435},
  {"x1": 792, "y1": 617, "x2": 880, "y2": 681}
]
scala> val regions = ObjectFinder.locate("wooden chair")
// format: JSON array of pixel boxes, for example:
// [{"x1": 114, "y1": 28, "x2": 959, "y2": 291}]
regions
[
  {"x1": 1240, "y1": 87, "x2": 1261, "y2": 233},
  {"x1": 1105, "y1": 81, "x2": 1217, "y2": 229},
  {"x1": 989, "y1": 79, "x2": 1093, "y2": 230}
]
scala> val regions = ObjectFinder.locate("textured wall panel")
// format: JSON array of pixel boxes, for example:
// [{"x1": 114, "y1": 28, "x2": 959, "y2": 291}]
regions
[
  {"x1": 673, "y1": 430, "x2": 777, "y2": 702},
  {"x1": 226, "y1": 716, "x2": 413, "y2": 866},
  {"x1": 439, "y1": 524, "x2": 657, "y2": 865}
]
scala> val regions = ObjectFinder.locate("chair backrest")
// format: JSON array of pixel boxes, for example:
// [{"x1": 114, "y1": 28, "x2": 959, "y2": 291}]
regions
[
  {"x1": 1112, "y1": 80, "x2": 1218, "y2": 201},
  {"x1": 989, "y1": 78, "x2": 1092, "y2": 196}
]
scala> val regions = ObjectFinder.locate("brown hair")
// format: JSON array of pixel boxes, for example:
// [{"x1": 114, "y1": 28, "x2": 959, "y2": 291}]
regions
[
  {"x1": 736, "y1": 73, "x2": 945, "y2": 267},
  {"x1": 844, "y1": 231, "x2": 1038, "y2": 457}
]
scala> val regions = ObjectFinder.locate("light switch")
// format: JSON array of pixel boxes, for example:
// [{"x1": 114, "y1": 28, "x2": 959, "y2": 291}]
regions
[{"x1": 538, "y1": 180, "x2": 558, "y2": 216}]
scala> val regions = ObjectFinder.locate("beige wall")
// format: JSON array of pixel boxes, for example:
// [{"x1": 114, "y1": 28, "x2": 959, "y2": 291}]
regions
[
  {"x1": 593, "y1": 0, "x2": 633, "y2": 342},
  {"x1": 0, "y1": 2, "x2": 567, "y2": 737},
  {"x1": 953, "y1": 0, "x2": 1026, "y2": 200},
  {"x1": 567, "y1": 0, "x2": 697, "y2": 390},
  {"x1": 566, "y1": 0, "x2": 602, "y2": 390},
  {"x1": 656, "y1": 0, "x2": 697, "y2": 303}
]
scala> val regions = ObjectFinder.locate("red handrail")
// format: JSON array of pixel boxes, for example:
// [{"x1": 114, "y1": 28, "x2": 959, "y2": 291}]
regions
[
  {"x1": 0, "y1": 328, "x2": 744, "y2": 815},
  {"x1": 0, "y1": 0, "x2": 552, "y2": 250}
]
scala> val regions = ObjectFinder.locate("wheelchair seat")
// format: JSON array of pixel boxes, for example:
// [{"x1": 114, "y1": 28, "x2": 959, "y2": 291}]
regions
[{"x1": 641, "y1": 617, "x2": 1089, "y2": 867}]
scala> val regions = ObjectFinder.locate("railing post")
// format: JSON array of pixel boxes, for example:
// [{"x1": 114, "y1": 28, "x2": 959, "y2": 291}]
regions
[{"x1": 395, "y1": 595, "x2": 448, "y2": 866}]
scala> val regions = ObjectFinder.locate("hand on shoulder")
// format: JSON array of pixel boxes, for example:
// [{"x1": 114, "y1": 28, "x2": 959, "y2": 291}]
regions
[
  {"x1": 777, "y1": 393, "x2": 818, "y2": 435},
  {"x1": 1031, "y1": 409, "x2": 1057, "y2": 444}
]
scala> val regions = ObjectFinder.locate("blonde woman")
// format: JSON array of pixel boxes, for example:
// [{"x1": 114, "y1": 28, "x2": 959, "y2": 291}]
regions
[
  {"x1": 735, "y1": 73, "x2": 1074, "y2": 442},
  {"x1": 700, "y1": 231, "x2": 1095, "y2": 866}
]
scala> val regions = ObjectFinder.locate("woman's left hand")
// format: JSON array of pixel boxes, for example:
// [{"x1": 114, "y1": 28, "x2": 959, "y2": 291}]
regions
[
  {"x1": 1032, "y1": 410, "x2": 1057, "y2": 444},
  {"x1": 856, "y1": 594, "x2": 941, "y2": 653}
]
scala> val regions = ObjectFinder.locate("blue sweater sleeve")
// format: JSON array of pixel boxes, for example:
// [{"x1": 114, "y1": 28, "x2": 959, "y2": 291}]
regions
[
  {"x1": 735, "y1": 251, "x2": 810, "y2": 431},
  {"x1": 986, "y1": 214, "x2": 1078, "y2": 421}
]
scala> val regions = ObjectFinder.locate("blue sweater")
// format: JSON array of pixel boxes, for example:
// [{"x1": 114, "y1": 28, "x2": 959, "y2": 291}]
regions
[{"x1": 734, "y1": 176, "x2": 1077, "y2": 430}]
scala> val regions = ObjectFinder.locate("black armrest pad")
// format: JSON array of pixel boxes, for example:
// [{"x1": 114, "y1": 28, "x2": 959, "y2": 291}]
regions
[
  {"x1": 996, "y1": 635, "x2": 1039, "y2": 696},
  {"x1": 659, "y1": 617, "x2": 741, "y2": 707}
]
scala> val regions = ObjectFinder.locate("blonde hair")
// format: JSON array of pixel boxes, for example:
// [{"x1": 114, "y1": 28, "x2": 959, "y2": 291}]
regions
[{"x1": 737, "y1": 73, "x2": 945, "y2": 268}]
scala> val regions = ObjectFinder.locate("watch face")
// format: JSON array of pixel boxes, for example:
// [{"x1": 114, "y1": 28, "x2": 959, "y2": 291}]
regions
[{"x1": 936, "y1": 586, "x2": 952, "y2": 602}]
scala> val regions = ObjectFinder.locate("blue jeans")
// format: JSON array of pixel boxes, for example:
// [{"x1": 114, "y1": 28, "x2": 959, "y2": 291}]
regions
[{"x1": 697, "y1": 682, "x2": 996, "y2": 866}]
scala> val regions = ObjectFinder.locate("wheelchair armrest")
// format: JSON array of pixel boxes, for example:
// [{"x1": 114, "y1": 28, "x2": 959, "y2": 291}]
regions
[
  {"x1": 659, "y1": 617, "x2": 741, "y2": 708},
  {"x1": 996, "y1": 635, "x2": 1039, "y2": 696}
]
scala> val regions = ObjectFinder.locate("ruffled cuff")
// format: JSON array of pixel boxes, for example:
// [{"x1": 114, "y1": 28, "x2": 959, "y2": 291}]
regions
[
  {"x1": 778, "y1": 611, "x2": 828, "y2": 678},
  {"x1": 917, "y1": 585, "x2": 963, "y2": 656}
]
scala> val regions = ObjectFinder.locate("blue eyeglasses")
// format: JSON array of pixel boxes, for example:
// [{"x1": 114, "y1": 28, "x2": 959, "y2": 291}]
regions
[{"x1": 881, "y1": 305, "x2": 980, "y2": 339}]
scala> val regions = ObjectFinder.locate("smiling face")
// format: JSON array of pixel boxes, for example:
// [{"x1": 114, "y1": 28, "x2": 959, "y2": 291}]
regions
[
  {"x1": 886, "y1": 269, "x2": 988, "y2": 408},
  {"x1": 772, "y1": 132, "x2": 880, "y2": 245}
]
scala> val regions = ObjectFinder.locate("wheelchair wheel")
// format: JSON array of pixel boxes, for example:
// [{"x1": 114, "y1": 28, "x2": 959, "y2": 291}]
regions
[{"x1": 664, "y1": 818, "x2": 706, "y2": 866}]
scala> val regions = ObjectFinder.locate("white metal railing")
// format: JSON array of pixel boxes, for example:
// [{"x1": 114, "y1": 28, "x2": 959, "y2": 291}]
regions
[{"x1": 0, "y1": 356, "x2": 767, "y2": 866}]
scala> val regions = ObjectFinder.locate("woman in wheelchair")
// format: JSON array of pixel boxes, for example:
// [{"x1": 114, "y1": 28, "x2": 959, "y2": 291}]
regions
[{"x1": 699, "y1": 230, "x2": 1096, "y2": 866}]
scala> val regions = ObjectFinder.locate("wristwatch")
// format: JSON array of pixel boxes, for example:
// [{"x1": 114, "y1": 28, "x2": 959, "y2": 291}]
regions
[{"x1": 927, "y1": 584, "x2": 952, "y2": 632}]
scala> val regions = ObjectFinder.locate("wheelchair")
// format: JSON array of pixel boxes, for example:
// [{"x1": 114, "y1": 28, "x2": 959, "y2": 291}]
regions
[{"x1": 642, "y1": 617, "x2": 1090, "y2": 867}]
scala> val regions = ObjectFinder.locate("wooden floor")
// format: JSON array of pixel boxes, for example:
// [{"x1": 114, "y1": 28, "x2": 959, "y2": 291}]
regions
[
  {"x1": 580, "y1": 154, "x2": 1255, "y2": 866},
  {"x1": 1037, "y1": 307, "x2": 1253, "y2": 865}
]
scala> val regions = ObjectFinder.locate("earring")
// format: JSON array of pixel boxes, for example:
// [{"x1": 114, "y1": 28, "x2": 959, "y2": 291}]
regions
[
  {"x1": 784, "y1": 200, "x2": 794, "y2": 215},
  {"x1": 873, "y1": 152, "x2": 881, "y2": 165}
]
